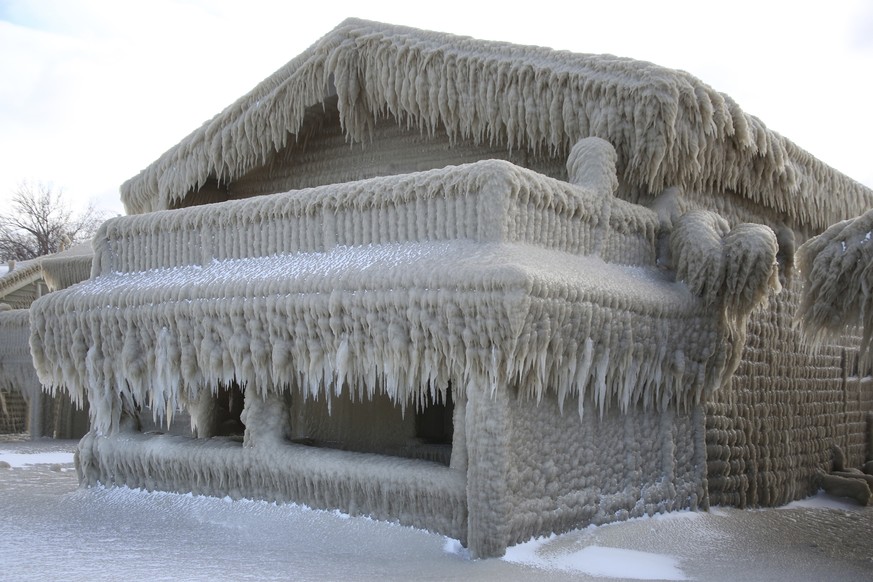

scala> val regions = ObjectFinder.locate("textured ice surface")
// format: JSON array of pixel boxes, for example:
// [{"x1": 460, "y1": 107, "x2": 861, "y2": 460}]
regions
[
  {"x1": 798, "y1": 208, "x2": 873, "y2": 351},
  {"x1": 3, "y1": 441, "x2": 873, "y2": 582},
  {"x1": 28, "y1": 141, "x2": 783, "y2": 557},
  {"x1": 32, "y1": 155, "x2": 777, "y2": 438},
  {"x1": 119, "y1": 19, "x2": 873, "y2": 233},
  {"x1": 0, "y1": 310, "x2": 39, "y2": 399},
  {"x1": 0, "y1": 244, "x2": 94, "y2": 437}
]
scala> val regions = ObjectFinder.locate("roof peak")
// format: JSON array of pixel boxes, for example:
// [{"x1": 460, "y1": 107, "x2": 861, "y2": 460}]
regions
[{"x1": 120, "y1": 19, "x2": 872, "y2": 231}]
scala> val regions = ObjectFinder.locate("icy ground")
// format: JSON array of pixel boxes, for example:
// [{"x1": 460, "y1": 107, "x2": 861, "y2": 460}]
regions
[{"x1": 1, "y1": 440, "x2": 872, "y2": 582}]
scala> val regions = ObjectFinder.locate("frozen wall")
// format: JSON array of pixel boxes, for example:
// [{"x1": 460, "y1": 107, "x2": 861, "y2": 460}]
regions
[
  {"x1": 33, "y1": 143, "x2": 775, "y2": 435},
  {"x1": 76, "y1": 415, "x2": 469, "y2": 542},
  {"x1": 0, "y1": 309, "x2": 88, "y2": 438},
  {"x1": 703, "y1": 210, "x2": 873, "y2": 508},
  {"x1": 0, "y1": 309, "x2": 35, "y2": 434},
  {"x1": 40, "y1": 244, "x2": 95, "y2": 293},
  {"x1": 474, "y1": 387, "x2": 705, "y2": 554},
  {"x1": 0, "y1": 245, "x2": 93, "y2": 438},
  {"x1": 706, "y1": 278, "x2": 873, "y2": 507},
  {"x1": 189, "y1": 97, "x2": 566, "y2": 207}
]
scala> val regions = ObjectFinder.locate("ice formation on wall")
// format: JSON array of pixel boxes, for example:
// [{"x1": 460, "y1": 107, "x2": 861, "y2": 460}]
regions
[
  {"x1": 705, "y1": 274, "x2": 873, "y2": 509},
  {"x1": 0, "y1": 262, "x2": 43, "y2": 309},
  {"x1": 39, "y1": 243, "x2": 95, "y2": 292},
  {"x1": 797, "y1": 209, "x2": 873, "y2": 351},
  {"x1": 120, "y1": 19, "x2": 873, "y2": 231},
  {"x1": 0, "y1": 310, "x2": 39, "y2": 406},
  {"x1": 32, "y1": 139, "x2": 778, "y2": 439},
  {"x1": 0, "y1": 244, "x2": 94, "y2": 436},
  {"x1": 671, "y1": 210, "x2": 779, "y2": 377}
]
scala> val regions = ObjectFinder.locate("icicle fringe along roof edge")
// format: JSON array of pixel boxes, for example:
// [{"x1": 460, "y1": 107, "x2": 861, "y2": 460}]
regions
[
  {"x1": 0, "y1": 243, "x2": 94, "y2": 299},
  {"x1": 120, "y1": 18, "x2": 873, "y2": 231},
  {"x1": 0, "y1": 262, "x2": 43, "y2": 299}
]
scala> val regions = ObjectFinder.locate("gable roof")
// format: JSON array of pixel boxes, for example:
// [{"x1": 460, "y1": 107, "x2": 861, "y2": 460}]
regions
[
  {"x1": 120, "y1": 18, "x2": 873, "y2": 231},
  {"x1": 0, "y1": 243, "x2": 94, "y2": 309},
  {"x1": 0, "y1": 261, "x2": 43, "y2": 309}
]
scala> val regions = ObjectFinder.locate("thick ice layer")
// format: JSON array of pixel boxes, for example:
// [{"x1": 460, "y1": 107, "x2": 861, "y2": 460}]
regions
[
  {"x1": 0, "y1": 310, "x2": 40, "y2": 402},
  {"x1": 31, "y1": 152, "x2": 779, "y2": 435},
  {"x1": 35, "y1": 237, "x2": 723, "y2": 434},
  {"x1": 0, "y1": 262, "x2": 43, "y2": 309},
  {"x1": 76, "y1": 429, "x2": 468, "y2": 540},
  {"x1": 40, "y1": 243, "x2": 94, "y2": 292},
  {"x1": 0, "y1": 245, "x2": 93, "y2": 437},
  {"x1": 105, "y1": 155, "x2": 659, "y2": 274},
  {"x1": 120, "y1": 19, "x2": 873, "y2": 231},
  {"x1": 0, "y1": 310, "x2": 38, "y2": 434},
  {"x1": 797, "y1": 209, "x2": 873, "y2": 351}
]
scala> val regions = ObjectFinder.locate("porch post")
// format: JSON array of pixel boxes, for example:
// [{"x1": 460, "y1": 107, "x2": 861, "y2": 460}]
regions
[{"x1": 464, "y1": 374, "x2": 512, "y2": 558}]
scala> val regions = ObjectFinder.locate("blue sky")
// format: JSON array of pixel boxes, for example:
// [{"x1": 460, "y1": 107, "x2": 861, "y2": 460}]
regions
[{"x1": 1, "y1": 0, "x2": 872, "y2": 217}]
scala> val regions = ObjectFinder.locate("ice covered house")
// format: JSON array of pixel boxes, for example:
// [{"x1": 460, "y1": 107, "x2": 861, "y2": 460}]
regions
[
  {"x1": 28, "y1": 19, "x2": 873, "y2": 557},
  {"x1": 0, "y1": 244, "x2": 92, "y2": 438}
]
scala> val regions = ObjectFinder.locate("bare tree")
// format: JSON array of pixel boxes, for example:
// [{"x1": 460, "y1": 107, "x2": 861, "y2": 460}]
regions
[{"x1": 0, "y1": 181, "x2": 106, "y2": 261}]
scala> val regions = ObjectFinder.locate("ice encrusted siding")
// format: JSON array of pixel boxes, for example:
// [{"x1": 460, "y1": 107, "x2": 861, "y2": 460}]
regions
[
  {"x1": 0, "y1": 310, "x2": 39, "y2": 433},
  {"x1": 502, "y1": 389, "x2": 706, "y2": 550},
  {"x1": 40, "y1": 247, "x2": 94, "y2": 293},
  {"x1": 0, "y1": 310, "x2": 37, "y2": 393},
  {"x1": 797, "y1": 208, "x2": 873, "y2": 353},
  {"x1": 707, "y1": 278, "x2": 873, "y2": 507},
  {"x1": 108, "y1": 157, "x2": 658, "y2": 275},
  {"x1": 0, "y1": 309, "x2": 88, "y2": 439}
]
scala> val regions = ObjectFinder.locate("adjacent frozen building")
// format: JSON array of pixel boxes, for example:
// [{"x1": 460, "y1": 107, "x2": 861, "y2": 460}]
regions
[
  {"x1": 28, "y1": 19, "x2": 873, "y2": 557},
  {"x1": 0, "y1": 245, "x2": 92, "y2": 438}
]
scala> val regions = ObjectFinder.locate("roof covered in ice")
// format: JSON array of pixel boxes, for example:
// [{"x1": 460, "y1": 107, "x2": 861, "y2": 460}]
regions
[
  {"x1": 0, "y1": 261, "x2": 43, "y2": 309},
  {"x1": 0, "y1": 243, "x2": 94, "y2": 310},
  {"x1": 120, "y1": 18, "x2": 873, "y2": 230}
]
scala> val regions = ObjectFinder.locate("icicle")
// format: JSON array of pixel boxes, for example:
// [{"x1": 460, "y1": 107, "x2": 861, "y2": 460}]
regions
[
  {"x1": 797, "y1": 208, "x2": 873, "y2": 353},
  {"x1": 116, "y1": 19, "x2": 871, "y2": 235},
  {"x1": 31, "y1": 143, "x2": 777, "y2": 440}
]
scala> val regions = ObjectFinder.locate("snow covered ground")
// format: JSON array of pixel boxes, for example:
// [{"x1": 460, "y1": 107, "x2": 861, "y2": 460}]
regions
[{"x1": 1, "y1": 439, "x2": 872, "y2": 581}]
